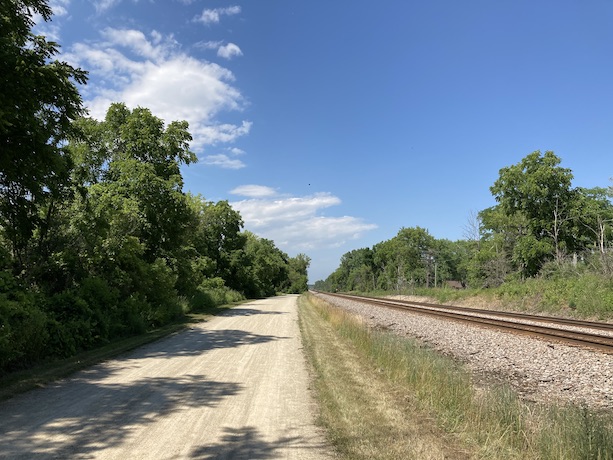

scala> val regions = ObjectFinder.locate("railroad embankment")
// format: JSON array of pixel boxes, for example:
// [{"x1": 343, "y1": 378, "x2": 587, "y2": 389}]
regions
[{"x1": 300, "y1": 292, "x2": 613, "y2": 460}]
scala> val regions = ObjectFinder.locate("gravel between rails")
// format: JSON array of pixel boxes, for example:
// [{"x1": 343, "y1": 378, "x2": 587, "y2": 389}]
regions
[{"x1": 313, "y1": 292, "x2": 613, "y2": 410}]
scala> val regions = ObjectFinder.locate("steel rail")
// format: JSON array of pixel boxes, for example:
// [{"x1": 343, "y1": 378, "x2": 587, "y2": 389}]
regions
[{"x1": 313, "y1": 291, "x2": 613, "y2": 355}]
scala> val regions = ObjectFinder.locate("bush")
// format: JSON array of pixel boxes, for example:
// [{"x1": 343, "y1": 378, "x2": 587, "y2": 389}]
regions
[
  {"x1": 0, "y1": 292, "x2": 48, "y2": 372},
  {"x1": 189, "y1": 277, "x2": 244, "y2": 311},
  {"x1": 45, "y1": 290, "x2": 97, "y2": 356}
]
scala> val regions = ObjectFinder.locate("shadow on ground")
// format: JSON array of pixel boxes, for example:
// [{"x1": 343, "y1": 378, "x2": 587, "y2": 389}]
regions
[
  {"x1": 190, "y1": 426, "x2": 330, "y2": 459},
  {"x1": 0, "y1": 324, "x2": 288, "y2": 458},
  {"x1": 218, "y1": 307, "x2": 285, "y2": 317},
  {"x1": 130, "y1": 327, "x2": 289, "y2": 359},
  {"x1": 0, "y1": 374, "x2": 243, "y2": 459}
]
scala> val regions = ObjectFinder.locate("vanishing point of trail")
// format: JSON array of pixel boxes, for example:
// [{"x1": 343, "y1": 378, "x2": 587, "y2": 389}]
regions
[{"x1": 0, "y1": 295, "x2": 333, "y2": 459}]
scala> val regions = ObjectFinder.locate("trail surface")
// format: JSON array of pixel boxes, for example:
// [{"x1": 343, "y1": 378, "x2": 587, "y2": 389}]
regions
[{"x1": 0, "y1": 295, "x2": 332, "y2": 459}]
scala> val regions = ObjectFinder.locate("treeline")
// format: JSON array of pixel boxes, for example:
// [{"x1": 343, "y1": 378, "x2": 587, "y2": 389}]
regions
[
  {"x1": 0, "y1": 1, "x2": 309, "y2": 372},
  {"x1": 315, "y1": 150, "x2": 613, "y2": 292}
]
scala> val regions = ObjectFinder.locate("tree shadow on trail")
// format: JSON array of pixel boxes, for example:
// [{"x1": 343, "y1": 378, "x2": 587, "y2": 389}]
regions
[
  {"x1": 0, "y1": 374, "x2": 243, "y2": 459},
  {"x1": 129, "y1": 327, "x2": 289, "y2": 359},
  {"x1": 218, "y1": 307, "x2": 286, "y2": 317},
  {"x1": 190, "y1": 426, "x2": 330, "y2": 459},
  {"x1": 0, "y1": 325, "x2": 288, "y2": 459}
]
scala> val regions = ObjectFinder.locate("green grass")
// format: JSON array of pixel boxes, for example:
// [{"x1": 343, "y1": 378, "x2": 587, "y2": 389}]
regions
[
  {"x1": 352, "y1": 272, "x2": 613, "y2": 321},
  {"x1": 301, "y1": 293, "x2": 613, "y2": 459}
]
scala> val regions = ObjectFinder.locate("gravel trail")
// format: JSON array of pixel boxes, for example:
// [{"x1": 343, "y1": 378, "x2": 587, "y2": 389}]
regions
[{"x1": 0, "y1": 295, "x2": 332, "y2": 459}]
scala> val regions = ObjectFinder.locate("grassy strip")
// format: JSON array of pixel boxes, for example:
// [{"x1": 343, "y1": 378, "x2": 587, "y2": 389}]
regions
[
  {"x1": 361, "y1": 273, "x2": 613, "y2": 320},
  {"x1": 299, "y1": 294, "x2": 472, "y2": 459},
  {"x1": 300, "y1": 293, "x2": 613, "y2": 459},
  {"x1": 0, "y1": 303, "x2": 238, "y2": 402}
]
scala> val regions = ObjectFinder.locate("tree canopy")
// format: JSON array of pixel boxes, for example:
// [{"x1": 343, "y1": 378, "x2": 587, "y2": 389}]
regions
[{"x1": 0, "y1": 2, "x2": 310, "y2": 373}]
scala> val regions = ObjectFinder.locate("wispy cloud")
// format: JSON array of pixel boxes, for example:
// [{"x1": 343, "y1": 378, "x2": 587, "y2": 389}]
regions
[
  {"x1": 50, "y1": 0, "x2": 70, "y2": 16},
  {"x1": 230, "y1": 185, "x2": 277, "y2": 198},
  {"x1": 64, "y1": 28, "x2": 250, "y2": 152},
  {"x1": 202, "y1": 145, "x2": 248, "y2": 169},
  {"x1": 32, "y1": 0, "x2": 71, "y2": 40},
  {"x1": 203, "y1": 154, "x2": 246, "y2": 169},
  {"x1": 230, "y1": 192, "x2": 377, "y2": 250},
  {"x1": 195, "y1": 40, "x2": 223, "y2": 50},
  {"x1": 194, "y1": 6, "x2": 241, "y2": 25},
  {"x1": 92, "y1": 0, "x2": 122, "y2": 13}
]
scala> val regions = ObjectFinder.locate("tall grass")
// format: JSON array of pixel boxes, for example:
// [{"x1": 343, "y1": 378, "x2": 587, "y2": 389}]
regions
[
  {"x1": 360, "y1": 272, "x2": 613, "y2": 321},
  {"x1": 302, "y1": 294, "x2": 613, "y2": 459}
]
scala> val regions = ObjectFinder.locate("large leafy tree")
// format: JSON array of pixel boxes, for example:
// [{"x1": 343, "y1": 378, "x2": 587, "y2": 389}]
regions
[
  {"x1": 489, "y1": 151, "x2": 575, "y2": 275},
  {"x1": 373, "y1": 227, "x2": 435, "y2": 290},
  {"x1": 65, "y1": 104, "x2": 197, "y2": 324},
  {"x1": 0, "y1": 0, "x2": 87, "y2": 272},
  {"x1": 242, "y1": 232, "x2": 290, "y2": 298},
  {"x1": 572, "y1": 187, "x2": 613, "y2": 272},
  {"x1": 286, "y1": 253, "x2": 311, "y2": 293}
]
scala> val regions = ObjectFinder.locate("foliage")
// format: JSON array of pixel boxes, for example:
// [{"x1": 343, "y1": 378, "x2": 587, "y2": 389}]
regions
[
  {"x1": 241, "y1": 232, "x2": 291, "y2": 298},
  {"x1": 318, "y1": 227, "x2": 467, "y2": 292},
  {"x1": 0, "y1": 41, "x2": 303, "y2": 375},
  {"x1": 0, "y1": 0, "x2": 87, "y2": 277},
  {"x1": 317, "y1": 150, "x2": 613, "y2": 302}
]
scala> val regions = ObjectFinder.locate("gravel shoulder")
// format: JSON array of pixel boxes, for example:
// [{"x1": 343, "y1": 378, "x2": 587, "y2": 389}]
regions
[
  {"x1": 313, "y1": 292, "x2": 613, "y2": 411},
  {"x1": 0, "y1": 295, "x2": 333, "y2": 459}
]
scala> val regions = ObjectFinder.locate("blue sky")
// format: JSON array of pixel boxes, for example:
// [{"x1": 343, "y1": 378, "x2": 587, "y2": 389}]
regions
[{"x1": 37, "y1": 1, "x2": 613, "y2": 282}]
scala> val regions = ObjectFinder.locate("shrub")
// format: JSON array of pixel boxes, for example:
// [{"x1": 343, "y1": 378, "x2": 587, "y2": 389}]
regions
[
  {"x1": 0, "y1": 292, "x2": 48, "y2": 372},
  {"x1": 189, "y1": 277, "x2": 244, "y2": 311}
]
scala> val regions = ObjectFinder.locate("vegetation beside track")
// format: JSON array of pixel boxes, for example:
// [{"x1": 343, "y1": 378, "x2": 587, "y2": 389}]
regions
[
  {"x1": 349, "y1": 272, "x2": 613, "y2": 321},
  {"x1": 299, "y1": 293, "x2": 613, "y2": 460}
]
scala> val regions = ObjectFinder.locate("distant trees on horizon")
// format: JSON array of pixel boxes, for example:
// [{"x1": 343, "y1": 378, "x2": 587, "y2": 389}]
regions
[{"x1": 315, "y1": 150, "x2": 613, "y2": 292}]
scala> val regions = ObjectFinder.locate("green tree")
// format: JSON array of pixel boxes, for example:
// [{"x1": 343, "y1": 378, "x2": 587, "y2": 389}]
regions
[
  {"x1": 489, "y1": 151, "x2": 575, "y2": 275},
  {"x1": 0, "y1": 0, "x2": 87, "y2": 275},
  {"x1": 286, "y1": 253, "x2": 311, "y2": 293},
  {"x1": 572, "y1": 187, "x2": 613, "y2": 273},
  {"x1": 65, "y1": 104, "x2": 196, "y2": 325},
  {"x1": 243, "y1": 232, "x2": 290, "y2": 298},
  {"x1": 373, "y1": 227, "x2": 435, "y2": 290},
  {"x1": 332, "y1": 248, "x2": 375, "y2": 291}
]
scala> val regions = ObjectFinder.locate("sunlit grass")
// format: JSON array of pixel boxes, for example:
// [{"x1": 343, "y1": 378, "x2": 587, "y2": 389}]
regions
[{"x1": 300, "y1": 293, "x2": 613, "y2": 459}]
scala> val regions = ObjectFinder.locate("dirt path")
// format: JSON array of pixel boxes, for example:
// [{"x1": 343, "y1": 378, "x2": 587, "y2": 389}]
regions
[{"x1": 0, "y1": 295, "x2": 333, "y2": 459}]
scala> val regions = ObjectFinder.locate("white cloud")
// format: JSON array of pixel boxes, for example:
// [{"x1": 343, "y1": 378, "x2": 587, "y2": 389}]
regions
[
  {"x1": 100, "y1": 28, "x2": 173, "y2": 60},
  {"x1": 229, "y1": 147, "x2": 245, "y2": 155},
  {"x1": 217, "y1": 43, "x2": 242, "y2": 59},
  {"x1": 92, "y1": 0, "x2": 121, "y2": 13},
  {"x1": 65, "y1": 28, "x2": 250, "y2": 152},
  {"x1": 230, "y1": 185, "x2": 277, "y2": 198},
  {"x1": 195, "y1": 40, "x2": 223, "y2": 50},
  {"x1": 195, "y1": 41, "x2": 243, "y2": 60},
  {"x1": 195, "y1": 6, "x2": 241, "y2": 25},
  {"x1": 50, "y1": 0, "x2": 70, "y2": 16},
  {"x1": 230, "y1": 192, "x2": 377, "y2": 251},
  {"x1": 192, "y1": 121, "x2": 252, "y2": 147},
  {"x1": 203, "y1": 154, "x2": 246, "y2": 169},
  {"x1": 32, "y1": 0, "x2": 70, "y2": 40}
]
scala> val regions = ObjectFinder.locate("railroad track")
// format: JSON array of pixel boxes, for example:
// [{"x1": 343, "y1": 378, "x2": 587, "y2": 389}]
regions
[{"x1": 313, "y1": 291, "x2": 613, "y2": 355}]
